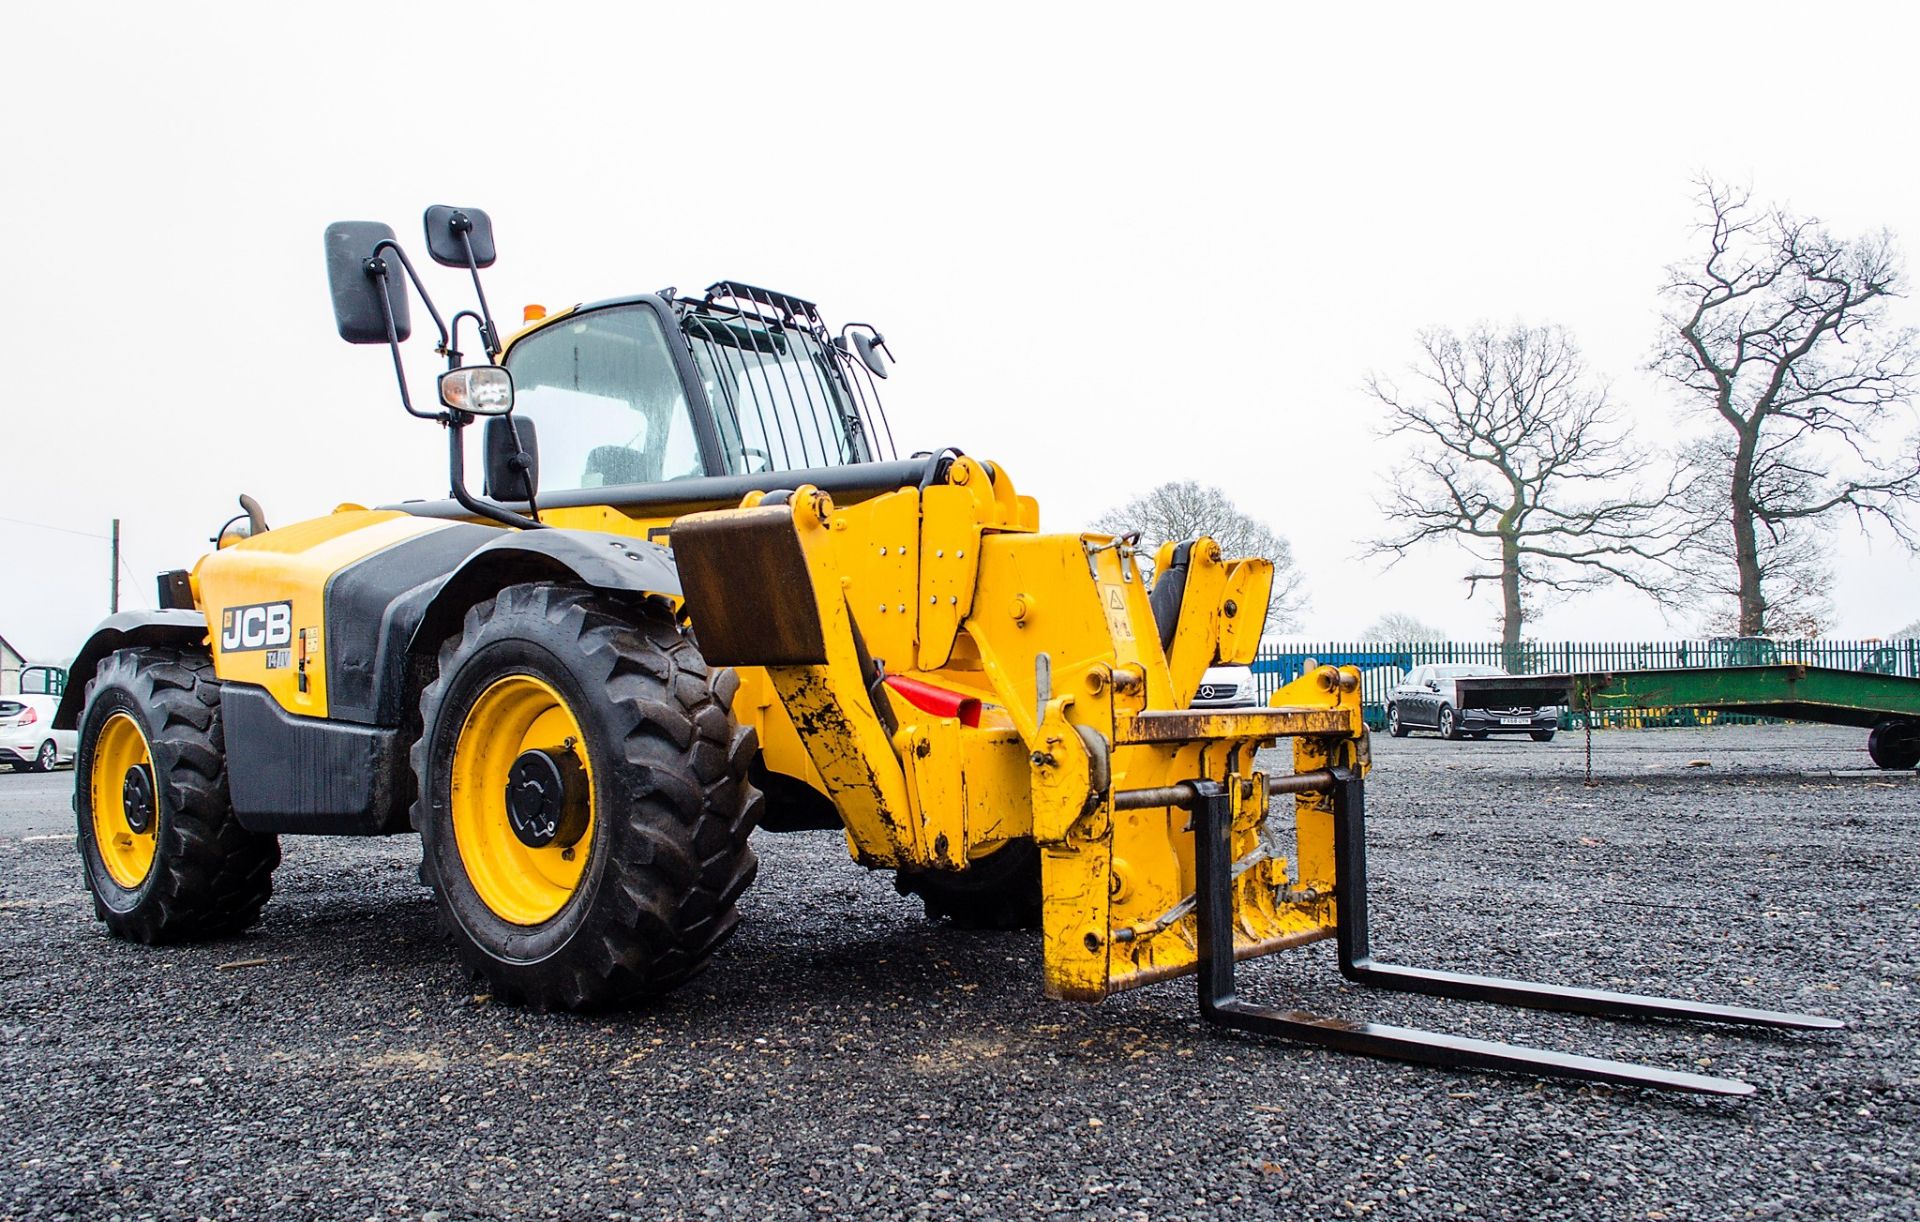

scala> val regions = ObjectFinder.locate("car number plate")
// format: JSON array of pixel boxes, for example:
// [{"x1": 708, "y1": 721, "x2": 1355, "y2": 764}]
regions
[{"x1": 1501, "y1": 717, "x2": 1529, "y2": 725}]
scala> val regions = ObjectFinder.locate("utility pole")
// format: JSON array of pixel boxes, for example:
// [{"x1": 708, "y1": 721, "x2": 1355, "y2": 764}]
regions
[{"x1": 110, "y1": 518, "x2": 121, "y2": 614}]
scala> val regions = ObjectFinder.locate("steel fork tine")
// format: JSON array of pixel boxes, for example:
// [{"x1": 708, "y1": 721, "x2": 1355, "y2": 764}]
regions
[
  {"x1": 1326, "y1": 771, "x2": 1843, "y2": 1032},
  {"x1": 1190, "y1": 777, "x2": 1816, "y2": 1096}
]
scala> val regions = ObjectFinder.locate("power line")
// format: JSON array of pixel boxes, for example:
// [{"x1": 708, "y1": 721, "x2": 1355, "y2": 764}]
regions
[
  {"x1": 0, "y1": 513, "x2": 114, "y2": 541},
  {"x1": 115, "y1": 555, "x2": 155, "y2": 610},
  {"x1": 0, "y1": 514, "x2": 160, "y2": 611}
]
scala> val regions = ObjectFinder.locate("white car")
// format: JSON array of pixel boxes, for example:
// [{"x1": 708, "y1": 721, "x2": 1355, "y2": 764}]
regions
[
  {"x1": 1191, "y1": 664, "x2": 1257, "y2": 708},
  {"x1": 1, "y1": 695, "x2": 76, "y2": 772}
]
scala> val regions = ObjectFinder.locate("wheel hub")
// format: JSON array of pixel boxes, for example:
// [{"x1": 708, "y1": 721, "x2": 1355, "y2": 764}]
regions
[
  {"x1": 504, "y1": 749, "x2": 589, "y2": 848},
  {"x1": 121, "y1": 763, "x2": 156, "y2": 835}
]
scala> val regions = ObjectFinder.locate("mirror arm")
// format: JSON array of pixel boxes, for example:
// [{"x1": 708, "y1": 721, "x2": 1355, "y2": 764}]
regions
[
  {"x1": 368, "y1": 258, "x2": 444, "y2": 422},
  {"x1": 371, "y1": 239, "x2": 450, "y2": 353},
  {"x1": 840, "y1": 321, "x2": 893, "y2": 359},
  {"x1": 446, "y1": 309, "x2": 491, "y2": 372},
  {"x1": 446, "y1": 416, "x2": 543, "y2": 531},
  {"x1": 501, "y1": 412, "x2": 541, "y2": 525},
  {"x1": 457, "y1": 226, "x2": 501, "y2": 358}
]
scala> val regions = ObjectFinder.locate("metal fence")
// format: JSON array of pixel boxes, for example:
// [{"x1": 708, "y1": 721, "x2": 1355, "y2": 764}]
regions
[{"x1": 1251, "y1": 638, "x2": 1920, "y2": 729}]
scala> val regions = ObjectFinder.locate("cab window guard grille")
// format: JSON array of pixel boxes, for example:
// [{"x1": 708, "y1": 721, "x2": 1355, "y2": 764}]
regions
[{"x1": 679, "y1": 282, "x2": 897, "y2": 475}]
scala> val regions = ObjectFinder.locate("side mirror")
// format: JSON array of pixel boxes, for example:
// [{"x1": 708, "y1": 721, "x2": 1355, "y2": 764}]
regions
[
  {"x1": 1426, "y1": 680, "x2": 1440, "y2": 691},
  {"x1": 850, "y1": 330, "x2": 889, "y2": 379},
  {"x1": 424, "y1": 205, "x2": 496, "y2": 269},
  {"x1": 439, "y1": 366, "x2": 514, "y2": 416},
  {"x1": 484, "y1": 416, "x2": 539, "y2": 503},
  {"x1": 216, "y1": 517, "x2": 252, "y2": 549},
  {"x1": 324, "y1": 221, "x2": 411, "y2": 344}
]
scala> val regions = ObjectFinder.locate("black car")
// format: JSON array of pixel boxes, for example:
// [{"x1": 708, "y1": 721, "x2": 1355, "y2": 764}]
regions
[{"x1": 1385, "y1": 664, "x2": 1558, "y2": 741}]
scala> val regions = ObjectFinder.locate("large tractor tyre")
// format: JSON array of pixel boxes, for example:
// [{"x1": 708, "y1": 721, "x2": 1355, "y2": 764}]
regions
[
  {"x1": 1437, "y1": 704, "x2": 1462, "y2": 741},
  {"x1": 411, "y1": 584, "x2": 763, "y2": 1010},
  {"x1": 1385, "y1": 704, "x2": 1408, "y2": 738},
  {"x1": 73, "y1": 647, "x2": 280, "y2": 943},
  {"x1": 896, "y1": 839, "x2": 1043, "y2": 930},
  {"x1": 1867, "y1": 721, "x2": 1920, "y2": 771}
]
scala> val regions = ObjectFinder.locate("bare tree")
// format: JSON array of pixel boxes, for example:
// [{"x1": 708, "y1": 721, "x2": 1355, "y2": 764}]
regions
[
  {"x1": 1367, "y1": 324, "x2": 1684, "y2": 664},
  {"x1": 1359, "y1": 612, "x2": 1446, "y2": 643},
  {"x1": 1654, "y1": 178, "x2": 1920, "y2": 636},
  {"x1": 1893, "y1": 618, "x2": 1920, "y2": 641},
  {"x1": 1672, "y1": 436, "x2": 1833, "y2": 637},
  {"x1": 1091, "y1": 480, "x2": 1305, "y2": 633}
]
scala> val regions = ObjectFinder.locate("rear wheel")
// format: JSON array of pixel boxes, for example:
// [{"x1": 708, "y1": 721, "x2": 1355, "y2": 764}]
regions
[
  {"x1": 1386, "y1": 703, "x2": 1407, "y2": 738},
  {"x1": 1867, "y1": 720, "x2": 1920, "y2": 771},
  {"x1": 74, "y1": 647, "x2": 280, "y2": 943},
  {"x1": 896, "y1": 839, "x2": 1042, "y2": 930},
  {"x1": 1438, "y1": 704, "x2": 1461, "y2": 741},
  {"x1": 32, "y1": 740, "x2": 58, "y2": 772},
  {"x1": 412, "y1": 584, "x2": 763, "y2": 1010}
]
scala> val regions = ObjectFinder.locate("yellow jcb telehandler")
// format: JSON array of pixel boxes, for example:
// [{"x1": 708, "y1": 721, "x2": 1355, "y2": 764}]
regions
[{"x1": 57, "y1": 207, "x2": 1839, "y2": 1095}]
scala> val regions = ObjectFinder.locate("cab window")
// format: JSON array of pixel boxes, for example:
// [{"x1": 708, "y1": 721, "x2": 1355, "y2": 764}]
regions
[{"x1": 504, "y1": 306, "x2": 706, "y2": 490}]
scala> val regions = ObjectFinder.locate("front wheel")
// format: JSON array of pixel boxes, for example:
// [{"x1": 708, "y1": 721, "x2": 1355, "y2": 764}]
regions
[
  {"x1": 1438, "y1": 704, "x2": 1461, "y2": 741},
  {"x1": 1530, "y1": 730, "x2": 1556, "y2": 743},
  {"x1": 1386, "y1": 704, "x2": 1407, "y2": 738},
  {"x1": 412, "y1": 584, "x2": 764, "y2": 1010},
  {"x1": 74, "y1": 647, "x2": 280, "y2": 943}
]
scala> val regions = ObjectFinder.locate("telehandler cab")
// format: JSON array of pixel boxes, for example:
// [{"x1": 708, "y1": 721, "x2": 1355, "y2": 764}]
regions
[{"x1": 59, "y1": 207, "x2": 1839, "y2": 1095}]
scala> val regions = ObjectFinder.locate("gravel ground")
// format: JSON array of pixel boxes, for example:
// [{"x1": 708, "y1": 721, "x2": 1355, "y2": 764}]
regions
[{"x1": 1, "y1": 724, "x2": 1915, "y2": 1220}]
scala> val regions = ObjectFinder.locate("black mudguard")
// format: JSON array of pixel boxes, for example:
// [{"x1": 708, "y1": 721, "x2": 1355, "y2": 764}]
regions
[
  {"x1": 53, "y1": 610, "x2": 209, "y2": 730},
  {"x1": 325, "y1": 524, "x2": 683, "y2": 726}
]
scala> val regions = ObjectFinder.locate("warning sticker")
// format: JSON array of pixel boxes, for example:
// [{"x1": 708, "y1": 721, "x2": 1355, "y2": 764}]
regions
[{"x1": 1101, "y1": 584, "x2": 1133, "y2": 641}]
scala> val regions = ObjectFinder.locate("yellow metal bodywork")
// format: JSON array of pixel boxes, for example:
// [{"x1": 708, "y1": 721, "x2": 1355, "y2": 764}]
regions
[
  {"x1": 193, "y1": 510, "x2": 460, "y2": 718},
  {"x1": 666, "y1": 463, "x2": 1370, "y2": 1002}
]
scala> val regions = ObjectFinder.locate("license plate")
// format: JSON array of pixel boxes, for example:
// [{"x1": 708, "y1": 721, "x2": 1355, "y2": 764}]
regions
[{"x1": 1501, "y1": 717, "x2": 1529, "y2": 725}]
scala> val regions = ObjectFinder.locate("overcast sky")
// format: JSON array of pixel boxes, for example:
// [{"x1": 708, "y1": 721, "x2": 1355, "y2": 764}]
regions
[{"x1": 4, "y1": 3, "x2": 1917, "y2": 663}]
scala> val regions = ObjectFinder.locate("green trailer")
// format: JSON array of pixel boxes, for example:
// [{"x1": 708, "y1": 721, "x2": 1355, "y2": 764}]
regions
[{"x1": 1455, "y1": 664, "x2": 1920, "y2": 770}]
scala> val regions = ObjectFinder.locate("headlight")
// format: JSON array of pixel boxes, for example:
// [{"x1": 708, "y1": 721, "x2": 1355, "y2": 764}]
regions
[{"x1": 439, "y1": 365, "x2": 515, "y2": 415}]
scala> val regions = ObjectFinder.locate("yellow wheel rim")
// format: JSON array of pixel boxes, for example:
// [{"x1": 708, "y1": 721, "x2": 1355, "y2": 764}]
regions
[
  {"x1": 449, "y1": 674, "x2": 596, "y2": 926},
  {"x1": 90, "y1": 712, "x2": 159, "y2": 889}
]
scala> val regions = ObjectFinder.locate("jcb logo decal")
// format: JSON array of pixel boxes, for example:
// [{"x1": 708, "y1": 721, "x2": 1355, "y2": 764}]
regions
[{"x1": 220, "y1": 602, "x2": 293, "y2": 652}]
